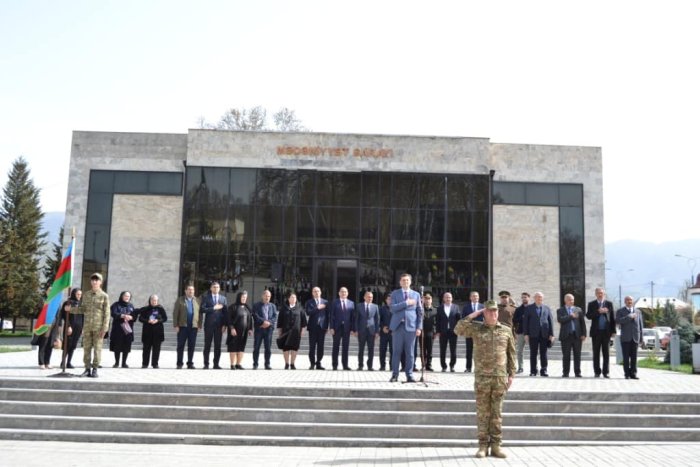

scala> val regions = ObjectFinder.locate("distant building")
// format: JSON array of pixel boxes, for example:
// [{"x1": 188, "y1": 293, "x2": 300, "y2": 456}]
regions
[{"x1": 64, "y1": 130, "x2": 604, "y2": 309}]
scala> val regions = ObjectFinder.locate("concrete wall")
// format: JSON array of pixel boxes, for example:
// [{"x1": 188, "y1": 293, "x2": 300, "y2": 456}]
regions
[
  {"x1": 107, "y1": 194, "x2": 183, "y2": 310},
  {"x1": 65, "y1": 131, "x2": 187, "y2": 291}
]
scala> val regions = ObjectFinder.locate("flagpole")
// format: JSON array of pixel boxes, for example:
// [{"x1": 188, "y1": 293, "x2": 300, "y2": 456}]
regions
[{"x1": 50, "y1": 228, "x2": 76, "y2": 378}]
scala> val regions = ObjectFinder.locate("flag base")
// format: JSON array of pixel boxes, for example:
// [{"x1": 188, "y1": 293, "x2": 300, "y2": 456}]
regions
[{"x1": 48, "y1": 371, "x2": 77, "y2": 378}]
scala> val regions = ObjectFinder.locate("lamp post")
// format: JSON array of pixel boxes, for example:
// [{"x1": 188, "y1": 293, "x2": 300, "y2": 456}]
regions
[
  {"x1": 606, "y1": 267, "x2": 635, "y2": 308},
  {"x1": 674, "y1": 254, "x2": 698, "y2": 285}
]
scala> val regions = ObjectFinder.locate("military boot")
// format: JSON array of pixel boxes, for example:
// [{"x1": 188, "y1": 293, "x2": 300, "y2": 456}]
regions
[
  {"x1": 475, "y1": 444, "x2": 488, "y2": 458},
  {"x1": 490, "y1": 443, "x2": 507, "y2": 458}
]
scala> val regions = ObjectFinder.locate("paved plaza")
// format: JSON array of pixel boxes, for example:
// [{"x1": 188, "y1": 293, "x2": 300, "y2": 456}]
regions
[{"x1": 1, "y1": 347, "x2": 699, "y2": 466}]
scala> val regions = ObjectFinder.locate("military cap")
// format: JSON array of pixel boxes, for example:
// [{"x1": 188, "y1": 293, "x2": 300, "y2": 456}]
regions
[
  {"x1": 498, "y1": 290, "x2": 510, "y2": 297},
  {"x1": 90, "y1": 272, "x2": 103, "y2": 281},
  {"x1": 485, "y1": 300, "x2": 498, "y2": 310}
]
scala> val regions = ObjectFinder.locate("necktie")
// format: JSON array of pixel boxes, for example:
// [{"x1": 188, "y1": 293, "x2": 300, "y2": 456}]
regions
[
  {"x1": 342, "y1": 300, "x2": 346, "y2": 312},
  {"x1": 568, "y1": 307, "x2": 575, "y2": 333},
  {"x1": 214, "y1": 294, "x2": 218, "y2": 304},
  {"x1": 537, "y1": 307, "x2": 541, "y2": 317},
  {"x1": 264, "y1": 304, "x2": 268, "y2": 320},
  {"x1": 404, "y1": 291, "x2": 408, "y2": 301},
  {"x1": 473, "y1": 303, "x2": 476, "y2": 312}
]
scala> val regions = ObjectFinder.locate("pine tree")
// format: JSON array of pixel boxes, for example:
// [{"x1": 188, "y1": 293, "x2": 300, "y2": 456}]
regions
[
  {"x1": 0, "y1": 157, "x2": 46, "y2": 323},
  {"x1": 41, "y1": 225, "x2": 64, "y2": 297}
]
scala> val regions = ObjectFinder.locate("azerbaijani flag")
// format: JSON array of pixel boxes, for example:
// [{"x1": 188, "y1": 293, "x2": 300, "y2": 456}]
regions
[{"x1": 34, "y1": 237, "x2": 74, "y2": 335}]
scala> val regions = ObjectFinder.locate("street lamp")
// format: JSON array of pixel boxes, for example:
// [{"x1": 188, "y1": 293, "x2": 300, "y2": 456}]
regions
[
  {"x1": 674, "y1": 254, "x2": 698, "y2": 285},
  {"x1": 606, "y1": 267, "x2": 635, "y2": 308}
]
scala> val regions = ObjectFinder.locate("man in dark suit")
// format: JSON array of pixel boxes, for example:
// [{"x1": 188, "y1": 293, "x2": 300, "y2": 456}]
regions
[
  {"x1": 462, "y1": 291, "x2": 484, "y2": 372},
  {"x1": 200, "y1": 281, "x2": 227, "y2": 369},
  {"x1": 329, "y1": 287, "x2": 355, "y2": 370},
  {"x1": 353, "y1": 290, "x2": 380, "y2": 370},
  {"x1": 389, "y1": 273, "x2": 423, "y2": 383},
  {"x1": 512, "y1": 292, "x2": 530, "y2": 374},
  {"x1": 378, "y1": 293, "x2": 392, "y2": 371},
  {"x1": 586, "y1": 287, "x2": 616, "y2": 378},
  {"x1": 305, "y1": 286, "x2": 329, "y2": 370},
  {"x1": 616, "y1": 295, "x2": 644, "y2": 380},
  {"x1": 435, "y1": 291, "x2": 461, "y2": 372},
  {"x1": 556, "y1": 293, "x2": 587, "y2": 377},
  {"x1": 252, "y1": 289, "x2": 278, "y2": 370},
  {"x1": 419, "y1": 293, "x2": 437, "y2": 372},
  {"x1": 522, "y1": 291, "x2": 554, "y2": 376}
]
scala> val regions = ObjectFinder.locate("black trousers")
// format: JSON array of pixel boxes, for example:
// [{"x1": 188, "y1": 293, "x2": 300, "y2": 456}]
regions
[
  {"x1": 418, "y1": 333, "x2": 434, "y2": 368},
  {"x1": 379, "y1": 331, "x2": 392, "y2": 368},
  {"x1": 560, "y1": 334, "x2": 582, "y2": 376},
  {"x1": 142, "y1": 340, "x2": 162, "y2": 367},
  {"x1": 66, "y1": 324, "x2": 83, "y2": 365},
  {"x1": 440, "y1": 333, "x2": 457, "y2": 369},
  {"x1": 203, "y1": 324, "x2": 222, "y2": 367},
  {"x1": 529, "y1": 336, "x2": 549, "y2": 374},
  {"x1": 591, "y1": 334, "x2": 611, "y2": 376},
  {"x1": 357, "y1": 329, "x2": 376, "y2": 369},
  {"x1": 465, "y1": 338, "x2": 474, "y2": 370},
  {"x1": 332, "y1": 324, "x2": 351, "y2": 369},
  {"x1": 307, "y1": 326, "x2": 326, "y2": 366},
  {"x1": 177, "y1": 326, "x2": 198, "y2": 366},
  {"x1": 621, "y1": 341, "x2": 639, "y2": 377}
]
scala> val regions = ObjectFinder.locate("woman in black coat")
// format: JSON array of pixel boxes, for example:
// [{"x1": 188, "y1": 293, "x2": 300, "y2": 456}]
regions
[
  {"x1": 138, "y1": 294, "x2": 167, "y2": 368},
  {"x1": 109, "y1": 291, "x2": 137, "y2": 368},
  {"x1": 61, "y1": 288, "x2": 83, "y2": 369},
  {"x1": 277, "y1": 292, "x2": 307, "y2": 370},
  {"x1": 226, "y1": 291, "x2": 253, "y2": 370}
]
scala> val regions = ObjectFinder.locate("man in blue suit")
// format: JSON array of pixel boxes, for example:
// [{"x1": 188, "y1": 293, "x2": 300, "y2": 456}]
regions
[
  {"x1": 252, "y1": 289, "x2": 278, "y2": 370},
  {"x1": 389, "y1": 274, "x2": 424, "y2": 382},
  {"x1": 201, "y1": 281, "x2": 227, "y2": 369},
  {"x1": 353, "y1": 290, "x2": 380, "y2": 370},
  {"x1": 462, "y1": 291, "x2": 484, "y2": 373},
  {"x1": 305, "y1": 286, "x2": 329, "y2": 370},
  {"x1": 522, "y1": 291, "x2": 554, "y2": 376},
  {"x1": 329, "y1": 287, "x2": 354, "y2": 370},
  {"x1": 436, "y1": 292, "x2": 461, "y2": 372}
]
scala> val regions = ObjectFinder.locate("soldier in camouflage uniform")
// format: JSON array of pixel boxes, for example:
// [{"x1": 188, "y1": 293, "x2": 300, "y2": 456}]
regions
[
  {"x1": 455, "y1": 299, "x2": 516, "y2": 459},
  {"x1": 73, "y1": 272, "x2": 110, "y2": 377}
]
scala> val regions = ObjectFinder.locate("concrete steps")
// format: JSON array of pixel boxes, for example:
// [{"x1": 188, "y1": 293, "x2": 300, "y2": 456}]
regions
[{"x1": 0, "y1": 378, "x2": 698, "y2": 446}]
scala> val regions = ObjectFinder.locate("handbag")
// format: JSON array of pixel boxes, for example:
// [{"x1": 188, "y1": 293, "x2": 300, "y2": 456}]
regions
[{"x1": 121, "y1": 321, "x2": 133, "y2": 335}]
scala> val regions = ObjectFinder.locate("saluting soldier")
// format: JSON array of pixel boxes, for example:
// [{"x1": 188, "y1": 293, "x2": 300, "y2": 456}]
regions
[
  {"x1": 73, "y1": 272, "x2": 110, "y2": 377},
  {"x1": 455, "y1": 300, "x2": 516, "y2": 459}
]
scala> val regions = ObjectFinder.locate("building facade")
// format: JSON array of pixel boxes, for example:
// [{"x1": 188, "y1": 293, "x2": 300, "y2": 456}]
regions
[{"x1": 65, "y1": 130, "x2": 604, "y2": 310}]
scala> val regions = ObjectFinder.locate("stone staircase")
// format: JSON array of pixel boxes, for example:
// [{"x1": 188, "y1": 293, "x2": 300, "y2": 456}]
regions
[{"x1": 0, "y1": 378, "x2": 698, "y2": 446}]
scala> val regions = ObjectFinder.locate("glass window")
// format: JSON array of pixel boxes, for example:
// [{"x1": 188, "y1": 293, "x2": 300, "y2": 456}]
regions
[
  {"x1": 230, "y1": 168, "x2": 256, "y2": 205},
  {"x1": 255, "y1": 206, "x2": 284, "y2": 242},
  {"x1": 493, "y1": 182, "x2": 525, "y2": 205},
  {"x1": 472, "y1": 212, "x2": 489, "y2": 247},
  {"x1": 298, "y1": 171, "x2": 315, "y2": 206},
  {"x1": 559, "y1": 207, "x2": 584, "y2": 277},
  {"x1": 83, "y1": 223, "x2": 110, "y2": 263},
  {"x1": 255, "y1": 169, "x2": 297, "y2": 206},
  {"x1": 316, "y1": 172, "x2": 361, "y2": 207},
  {"x1": 149, "y1": 172, "x2": 183, "y2": 195},
  {"x1": 296, "y1": 206, "x2": 315, "y2": 243},
  {"x1": 114, "y1": 171, "x2": 148, "y2": 193},
  {"x1": 447, "y1": 212, "x2": 471, "y2": 245},
  {"x1": 86, "y1": 193, "x2": 112, "y2": 225},
  {"x1": 392, "y1": 174, "x2": 419, "y2": 209},
  {"x1": 361, "y1": 208, "x2": 378, "y2": 242},
  {"x1": 420, "y1": 175, "x2": 445, "y2": 210},
  {"x1": 559, "y1": 184, "x2": 583, "y2": 207},
  {"x1": 391, "y1": 209, "x2": 417, "y2": 241},
  {"x1": 420, "y1": 209, "x2": 444, "y2": 245},
  {"x1": 526, "y1": 183, "x2": 559, "y2": 206},
  {"x1": 89, "y1": 171, "x2": 114, "y2": 194}
]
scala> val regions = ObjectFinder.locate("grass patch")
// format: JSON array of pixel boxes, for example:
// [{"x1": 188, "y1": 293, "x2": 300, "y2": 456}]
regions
[
  {"x1": 637, "y1": 357, "x2": 693, "y2": 374},
  {"x1": 0, "y1": 346, "x2": 32, "y2": 353},
  {"x1": 0, "y1": 331, "x2": 32, "y2": 337}
]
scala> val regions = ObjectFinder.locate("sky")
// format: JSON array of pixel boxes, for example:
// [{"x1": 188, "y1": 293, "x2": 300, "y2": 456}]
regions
[{"x1": 1, "y1": 0, "x2": 699, "y2": 246}]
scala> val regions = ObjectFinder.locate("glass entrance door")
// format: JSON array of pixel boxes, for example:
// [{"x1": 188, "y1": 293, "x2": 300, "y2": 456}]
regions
[{"x1": 314, "y1": 258, "x2": 358, "y2": 302}]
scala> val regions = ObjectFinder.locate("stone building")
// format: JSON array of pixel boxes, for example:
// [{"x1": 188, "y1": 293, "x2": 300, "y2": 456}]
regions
[{"x1": 64, "y1": 130, "x2": 604, "y2": 310}]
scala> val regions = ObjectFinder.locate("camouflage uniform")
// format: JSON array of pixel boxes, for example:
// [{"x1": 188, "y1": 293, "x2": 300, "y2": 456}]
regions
[
  {"x1": 455, "y1": 313, "x2": 516, "y2": 449},
  {"x1": 73, "y1": 289, "x2": 110, "y2": 369}
]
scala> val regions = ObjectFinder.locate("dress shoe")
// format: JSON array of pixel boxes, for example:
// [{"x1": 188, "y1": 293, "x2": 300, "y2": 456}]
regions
[
  {"x1": 290, "y1": 364, "x2": 296, "y2": 370},
  {"x1": 356, "y1": 367, "x2": 363, "y2": 371},
  {"x1": 379, "y1": 366, "x2": 386, "y2": 371},
  {"x1": 475, "y1": 445, "x2": 488, "y2": 458},
  {"x1": 465, "y1": 368, "x2": 471, "y2": 373},
  {"x1": 141, "y1": 365, "x2": 148, "y2": 369},
  {"x1": 177, "y1": 364, "x2": 183, "y2": 369},
  {"x1": 389, "y1": 375, "x2": 398, "y2": 382},
  {"x1": 367, "y1": 368, "x2": 374, "y2": 371},
  {"x1": 412, "y1": 367, "x2": 418, "y2": 372},
  {"x1": 235, "y1": 365, "x2": 244, "y2": 370},
  {"x1": 81, "y1": 369, "x2": 91, "y2": 377},
  {"x1": 594, "y1": 374, "x2": 601, "y2": 378},
  {"x1": 152, "y1": 365, "x2": 159, "y2": 369},
  {"x1": 490, "y1": 444, "x2": 507, "y2": 459},
  {"x1": 517, "y1": 368, "x2": 523, "y2": 374},
  {"x1": 231, "y1": 365, "x2": 236, "y2": 370},
  {"x1": 441, "y1": 368, "x2": 447, "y2": 373},
  {"x1": 309, "y1": 364, "x2": 315, "y2": 370},
  {"x1": 406, "y1": 377, "x2": 417, "y2": 383},
  {"x1": 343, "y1": 366, "x2": 351, "y2": 371},
  {"x1": 450, "y1": 367, "x2": 455, "y2": 373},
  {"x1": 316, "y1": 365, "x2": 325, "y2": 370},
  {"x1": 332, "y1": 367, "x2": 338, "y2": 371},
  {"x1": 603, "y1": 374, "x2": 610, "y2": 379},
  {"x1": 562, "y1": 374, "x2": 569, "y2": 378},
  {"x1": 213, "y1": 365, "x2": 222, "y2": 370},
  {"x1": 264, "y1": 365, "x2": 272, "y2": 370},
  {"x1": 187, "y1": 364, "x2": 195, "y2": 369},
  {"x1": 540, "y1": 372, "x2": 549, "y2": 377},
  {"x1": 631, "y1": 375, "x2": 639, "y2": 380},
  {"x1": 112, "y1": 363, "x2": 119, "y2": 368},
  {"x1": 575, "y1": 374, "x2": 582, "y2": 378},
  {"x1": 66, "y1": 363, "x2": 74, "y2": 369},
  {"x1": 426, "y1": 367, "x2": 434, "y2": 372},
  {"x1": 530, "y1": 373, "x2": 537, "y2": 377},
  {"x1": 90, "y1": 368, "x2": 98, "y2": 378},
  {"x1": 203, "y1": 365, "x2": 209, "y2": 370},
  {"x1": 253, "y1": 364, "x2": 259, "y2": 370},
  {"x1": 625, "y1": 375, "x2": 630, "y2": 379},
  {"x1": 121, "y1": 363, "x2": 129, "y2": 368},
  {"x1": 285, "y1": 363, "x2": 290, "y2": 370}
]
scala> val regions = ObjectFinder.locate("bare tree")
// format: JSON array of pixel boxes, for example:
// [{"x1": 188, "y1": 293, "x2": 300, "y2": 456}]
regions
[{"x1": 198, "y1": 106, "x2": 308, "y2": 132}]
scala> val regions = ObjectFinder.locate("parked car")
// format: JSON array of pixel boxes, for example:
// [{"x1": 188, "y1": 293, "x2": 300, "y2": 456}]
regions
[
  {"x1": 642, "y1": 328, "x2": 657, "y2": 349},
  {"x1": 653, "y1": 327, "x2": 672, "y2": 350}
]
